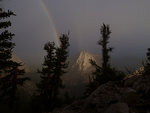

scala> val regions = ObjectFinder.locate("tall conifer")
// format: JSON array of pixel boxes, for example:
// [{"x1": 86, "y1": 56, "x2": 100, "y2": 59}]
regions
[
  {"x1": 85, "y1": 24, "x2": 124, "y2": 96},
  {"x1": 144, "y1": 48, "x2": 150, "y2": 74},
  {"x1": 0, "y1": 8, "x2": 28, "y2": 110},
  {"x1": 38, "y1": 34, "x2": 69, "y2": 112}
]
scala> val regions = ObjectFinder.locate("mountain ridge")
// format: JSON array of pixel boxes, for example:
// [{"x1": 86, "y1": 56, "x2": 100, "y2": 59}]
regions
[{"x1": 62, "y1": 50, "x2": 101, "y2": 96}]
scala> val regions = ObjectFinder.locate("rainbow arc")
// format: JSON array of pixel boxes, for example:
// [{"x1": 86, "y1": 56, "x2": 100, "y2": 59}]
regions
[{"x1": 39, "y1": 0, "x2": 60, "y2": 47}]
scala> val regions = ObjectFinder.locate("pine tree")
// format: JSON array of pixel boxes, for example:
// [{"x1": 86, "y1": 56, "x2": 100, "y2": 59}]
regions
[
  {"x1": 0, "y1": 8, "x2": 15, "y2": 74},
  {"x1": 0, "y1": 8, "x2": 28, "y2": 110},
  {"x1": 37, "y1": 34, "x2": 69, "y2": 112},
  {"x1": 37, "y1": 42, "x2": 55, "y2": 112},
  {"x1": 144, "y1": 48, "x2": 150, "y2": 74},
  {"x1": 85, "y1": 24, "x2": 124, "y2": 96},
  {"x1": 99, "y1": 24, "x2": 113, "y2": 71},
  {"x1": 52, "y1": 34, "x2": 70, "y2": 103},
  {"x1": 90, "y1": 23, "x2": 113, "y2": 84}
]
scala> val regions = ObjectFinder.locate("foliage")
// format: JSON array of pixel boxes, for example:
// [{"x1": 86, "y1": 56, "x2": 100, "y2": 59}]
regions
[
  {"x1": 144, "y1": 48, "x2": 150, "y2": 74},
  {"x1": 85, "y1": 24, "x2": 125, "y2": 96},
  {"x1": 37, "y1": 34, "x2": 70, "y2": 112},
  {"x1": 0, "y1": 8, "x2": 28, "y2": 111},
  {"x1": 98, "y1": 24, "x2": 113, "y2": 70}
]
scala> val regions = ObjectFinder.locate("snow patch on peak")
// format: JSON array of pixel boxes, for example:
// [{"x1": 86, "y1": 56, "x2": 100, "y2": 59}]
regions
[{"x1": 76, "y1": 51, "x2": 96, "y2": 71}]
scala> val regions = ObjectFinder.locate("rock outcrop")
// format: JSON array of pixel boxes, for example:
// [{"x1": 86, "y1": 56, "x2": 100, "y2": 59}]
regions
[{"x1": 53, "y1": 73, "x2": 150, "y2": 113}]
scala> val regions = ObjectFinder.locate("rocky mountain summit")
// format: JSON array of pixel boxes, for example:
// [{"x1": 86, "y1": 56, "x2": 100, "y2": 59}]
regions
[
  {"x1": 76, "y1": 51, "x2": 98, "y2": 71},
  {"x1": 53, "y1": 72, "x2": 150, "y2": 113},
  {"x1": 62, "y1": 51, "x2": 101, "y2": 96},
  {"x1": 65, "y1": 50, "x2": 101, "y2": 80}
]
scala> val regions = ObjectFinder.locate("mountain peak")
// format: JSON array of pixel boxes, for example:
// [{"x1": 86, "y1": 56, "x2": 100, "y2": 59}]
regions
[
  {"x1": 78, "y1": 50, "x2": 93, "y2": 57},
  {"x1": 76, "y1": 51, "x2": 96, "y2": 71},
  {"x1": 79, "y1": 50, "x2": 88, "y2": 54}
]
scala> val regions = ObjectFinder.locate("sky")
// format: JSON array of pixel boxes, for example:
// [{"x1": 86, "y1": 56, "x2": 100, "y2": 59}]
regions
[{"x1": 1, "y1": 0, "x2": 150, "y2": 70}]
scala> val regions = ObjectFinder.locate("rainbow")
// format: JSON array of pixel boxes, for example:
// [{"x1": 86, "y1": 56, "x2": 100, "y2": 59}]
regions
[{"x1": 39, "y1": 0, "x2": 60, "y2": 47}]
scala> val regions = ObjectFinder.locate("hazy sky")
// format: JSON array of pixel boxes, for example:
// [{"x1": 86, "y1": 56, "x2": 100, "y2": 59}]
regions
[{"x1": 1, "y1": 0, "x2": 150, "y2": 69}]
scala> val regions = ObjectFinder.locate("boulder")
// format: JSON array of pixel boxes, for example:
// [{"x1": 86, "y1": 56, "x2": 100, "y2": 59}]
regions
[
  {"x1": 84, "y1": 81, "x2": 121, "y2": 112},
  {"x1": 104, "y1": 103, "x2": 129, "y2": 113},
  {"x1": 52, "y1": 74, "x2": 150, "y2": 113}
]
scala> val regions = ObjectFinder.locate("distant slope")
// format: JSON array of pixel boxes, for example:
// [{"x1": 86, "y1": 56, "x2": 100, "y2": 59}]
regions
[
  {"x1": 63, "y1": 51, "x2": 101, "y2": 97},
  {"x1": 12, "y1": 53, "x2": 29, "y2": 72},
  {"x1": 20, "y1": 51, "x2": 102, "y2": 97}
]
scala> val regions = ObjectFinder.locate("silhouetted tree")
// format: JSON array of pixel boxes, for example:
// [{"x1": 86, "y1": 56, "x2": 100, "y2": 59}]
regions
[
  {"x1": 37, "y1": 42, "x2": 55, "y2": 112},
  {"x1": 0, "y1": 8, "x2": 15, "y2": 74},
  {"x1": 0, "y1": 8, "x2": 28, "y2": 112},
  {"x1": 85, "y1": 24, "x2": 125, "y2": 96},
  {"x1": 91, "y1": 23, "x2": 113, "y2": 84},
  {"x1": 37, "y1": 34, "x2": 69, "y2": 112},
  {"x1": 144, "y1": 48, "x2": 150, "y2": 74},
  {"x1": 52, "y1": 34, "x2": 70, "y2": 104},
  {"x1": 99, "y1": 24, "x2": 113, "y2": 71}
]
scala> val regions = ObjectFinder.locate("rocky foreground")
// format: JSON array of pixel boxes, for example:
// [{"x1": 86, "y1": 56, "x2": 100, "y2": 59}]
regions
[{"x1": 53, "y1": 73, "x2": 150, "y2": 113}]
